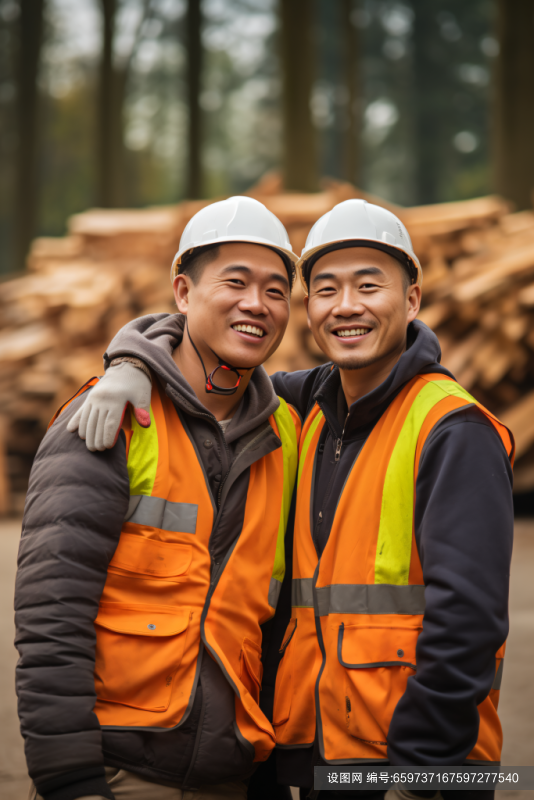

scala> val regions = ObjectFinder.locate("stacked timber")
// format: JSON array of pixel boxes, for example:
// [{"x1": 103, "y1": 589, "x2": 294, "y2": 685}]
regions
[{"x1": 0, "y1": 176, "x2": 533, "y2": 515}]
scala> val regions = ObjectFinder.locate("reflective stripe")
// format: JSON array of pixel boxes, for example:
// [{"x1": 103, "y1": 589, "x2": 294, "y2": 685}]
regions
[
  {"x1": 272, "y1": 399, "x2": 299, "y2": 585},
  {"x1": 268, "y1": 577, "x2": 282, "y2": 608},
  {"x1": 126, "y1": 495, "x2": 198, "y2": 534},
  {"x1": 298, "y1": 408, "x2": 324, "y2": 486},
  {"x1": 127, "y1": 405, "x2": 159, "y2": 496},
  {"x1": 292, "y1": 577, "x2": 314, "y2": 608},
  {"x1": 375, "y1": 380, "x2": 470, "y2": 586},
  {"x1": 315, "y1": 583, "x2": 425, "y2": 616},
  {"x1": 492, "y1": 659, "x2": 504, "y2": 691}
]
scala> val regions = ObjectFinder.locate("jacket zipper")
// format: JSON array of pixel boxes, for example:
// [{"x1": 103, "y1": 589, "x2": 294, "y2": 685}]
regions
[
  {"x1": 312, "y1": 412, "x2": 371, "y2": 763},
  {"x1": 170, "y1": 402, "x2": 278, "y2": 785},
  {"x1": 314, "y1": 413, "x2": 349, "y2": 549},
  {"x1": 176, "y1": 404, "x2": 231, "y2": 509},
  {"x1": 215, "y1": 420, "x2": 231, "y2": 508},
  {"x1": 334, "y1": 413, "x2": 350, "y2": 462},
  {"x1": 179, "y1": 414, "x2": 237, "y2": 789}
]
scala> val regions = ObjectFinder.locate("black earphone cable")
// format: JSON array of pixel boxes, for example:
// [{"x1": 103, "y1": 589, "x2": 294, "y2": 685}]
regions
[{"x1": 185, "y1": 319, "x2": 249, "y2": 396}]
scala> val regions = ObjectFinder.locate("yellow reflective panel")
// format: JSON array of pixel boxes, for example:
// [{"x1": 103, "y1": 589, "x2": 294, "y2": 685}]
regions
[
  {"x1": 298, "y1": 408, "x2": 324, "y2": 487},
  {"x1": 374, "y1": 380, "x2": 469, "y2": 585},
  {"x1": 271, "y1": 398, "x2": 299, "y2": 587},
  {"x1": 127, "y1": 406, "x2": 159, "y2": 497}
]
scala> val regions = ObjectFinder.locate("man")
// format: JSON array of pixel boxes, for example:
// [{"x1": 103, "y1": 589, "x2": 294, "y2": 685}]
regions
[
  {"x1": 269, "y1": 202, "x2": 513, "y2": 800},
  {"x1": 69, "y1": 200, "x2": 514, "y2": 798},
  {"x1": 15, "y1": 196, "x2": 301, "y2": 800}
]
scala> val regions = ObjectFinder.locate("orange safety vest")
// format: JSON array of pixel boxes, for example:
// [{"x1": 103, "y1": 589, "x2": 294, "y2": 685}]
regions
[
  {"x1": 53, "y1": 378, "x2": 299, "y2": 763},
  {"x1": 273, "y1": 373, "x2": 513, "y2": 765}
]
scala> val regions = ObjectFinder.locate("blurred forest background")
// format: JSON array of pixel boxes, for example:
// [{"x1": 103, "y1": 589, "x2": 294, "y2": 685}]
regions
[{"x1": 0, "y1": 0, "x2": 533, "y2": 276}]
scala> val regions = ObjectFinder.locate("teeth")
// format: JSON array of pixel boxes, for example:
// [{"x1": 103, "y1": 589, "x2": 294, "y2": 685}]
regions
[
  {"x1": 232, "y1": 324, "x2": 264, "y2": 338},
  {"x1": 336, "y1": 328, "x2": 369, "y2": 337}
]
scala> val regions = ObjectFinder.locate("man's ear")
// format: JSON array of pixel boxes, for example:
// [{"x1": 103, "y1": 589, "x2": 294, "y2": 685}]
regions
[
  {"x1": 173, "y1": 274, "x2": 192, "y2": 314},
  {"x1": 303, "y1": 294, "x2": 312, "y2": 331},
  {"x1": 407, "y1": 283, "x2": 422, "y2": 324}
]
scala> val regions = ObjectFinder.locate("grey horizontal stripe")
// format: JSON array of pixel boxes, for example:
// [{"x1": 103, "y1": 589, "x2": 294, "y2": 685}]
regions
[
  {"x1": 492, "y1": 658, "x2": 504, "y2": 691},
  {"x1": 316, "y1": 583, "x2": 426, "y2": 616},
  {"x1": 268, "y1": 577, "x2": 282, "y2": 608},
  {"x1": 126, "y1": 495, "x2": 198, "y2": 534},
  {"x1": 292, "y1": 577, "x2": 314, "y2": 608}
]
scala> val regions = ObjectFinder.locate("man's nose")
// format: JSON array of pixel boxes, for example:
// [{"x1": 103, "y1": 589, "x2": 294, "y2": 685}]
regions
[
  {"x1": 334, "y1": 286, "x2": 365, "y2": 317},
  {"x1": 238, "y1": 287, "x2": 268, "y2": 315}
]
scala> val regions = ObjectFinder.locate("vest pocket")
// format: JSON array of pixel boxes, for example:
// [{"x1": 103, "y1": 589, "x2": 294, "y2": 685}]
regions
[
  {"x1": 94, "y1": 602, "x2": 190, "y2": 712},
  {"x1": 272, "y1": 618, "x2": 297, "y2": 726},
  {"x1": 239, "y1": 637, "x2": 263, "y2": 706},
  {"x1": 338, "y1": 622, "x2": 419, "y2": 746},
  {"x1": 109, "y1": 533, "x2": 193, "y2": 578}
]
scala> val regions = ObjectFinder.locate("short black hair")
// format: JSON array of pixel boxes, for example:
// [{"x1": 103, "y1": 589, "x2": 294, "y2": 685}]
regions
[
  {"x1": 399, "y1": 260, "x2": 415, "y2": 292},
  {"x1": 178, "y1": 244, "x2": 220, "y2": 284}
]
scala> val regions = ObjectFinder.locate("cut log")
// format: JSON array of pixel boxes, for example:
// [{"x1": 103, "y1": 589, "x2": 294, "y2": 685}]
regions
[
  {"x1": 518, "y1": 282, "x2": 534, "y2": 307},
  {"x1": 501, "y1": 391, "x2": 534, "y2": 459},
  {"x1": 4, "y1": 182, "x2": 534, "y2": 512},
  {"x1": 0, "y1": 324, "x2": 56, "y2": 364},
  {"x1": 453, "y1": 244, "x2": 534, "y2": 303},
  {"x1": 417, "y1": 301, "x2": 454, "y2": 330},
  {"x1": 441, "y1": 329, "x2": 485, "y2": 377},
  {"x1": 0, "y1": 416, "x2": 9, "y2": 515}
]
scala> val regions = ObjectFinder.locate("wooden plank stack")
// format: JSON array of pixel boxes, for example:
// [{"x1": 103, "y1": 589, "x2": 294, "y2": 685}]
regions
[{"x1": 0, "y1": 175, "x2": 533, "y2": 515}]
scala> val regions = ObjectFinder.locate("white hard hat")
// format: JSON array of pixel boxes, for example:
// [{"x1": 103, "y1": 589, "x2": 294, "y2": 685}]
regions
[
  {"x1": 171, "y1": 195, "x2": 297, "y2": 285},
  {"x1": 299, "y1": 198, "x2": 422, "y2": 292}
]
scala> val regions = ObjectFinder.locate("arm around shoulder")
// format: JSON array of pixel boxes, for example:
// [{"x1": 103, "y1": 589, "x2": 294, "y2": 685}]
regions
[{"x1": 270, "y1": 364, "x2": 330, "y2": 420}]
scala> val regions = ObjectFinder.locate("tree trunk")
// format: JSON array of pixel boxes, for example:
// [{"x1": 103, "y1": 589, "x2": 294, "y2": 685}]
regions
[
  {"x1": 411, "y1": 2, "x2": 443, "y2": 205},
  {"x1": 343, "y1": 0, "x2": 360, "y2": 186},
  {"x1": 186, "y1": 0, "x2": 203, "y2": 199},
  {"x1": 494, "y1": 0, "x2": 534, "y2": 210},
  {"x1": 14, "y1": 0, "x2": 45, "y2": 271},
  {"x1": 280, "y1": 0, "x2": 318, "y2": 192},
  {"x1": 97, "y1": 0, "x2": 123, "y2": 207}
]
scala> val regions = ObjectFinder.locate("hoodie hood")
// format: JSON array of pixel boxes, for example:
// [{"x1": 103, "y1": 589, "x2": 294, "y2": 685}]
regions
[
  {"x1": 104, "y1": 313, "x2": 280, "y2": 444},
  {"x1": 314, "y1": 319, "x2": 453, "y2": 438}
]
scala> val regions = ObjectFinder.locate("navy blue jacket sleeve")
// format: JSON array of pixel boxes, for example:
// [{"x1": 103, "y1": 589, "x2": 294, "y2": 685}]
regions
[
  {"x1": 270, "y1": 365, "x2": 328, "y2": 419},
  {"x1": 15, "y1": 391, "x2": 129, "y2": 800},
  {"x1": 387, "y1": 407, "x2": 513, "y2": 766}
]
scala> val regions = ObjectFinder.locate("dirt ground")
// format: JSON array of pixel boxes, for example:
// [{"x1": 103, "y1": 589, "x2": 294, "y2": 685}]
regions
[{"x1": 1, "y1": 518, "x2": 533, "y2": 800}]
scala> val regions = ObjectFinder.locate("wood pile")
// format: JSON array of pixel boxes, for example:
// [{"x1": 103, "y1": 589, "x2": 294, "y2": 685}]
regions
[{"x1": 1, "y1": 174, "x2": 534, "y2": 515}]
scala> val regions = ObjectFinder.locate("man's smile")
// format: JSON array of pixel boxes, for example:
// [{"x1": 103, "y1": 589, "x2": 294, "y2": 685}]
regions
[
  {"x1": 330, "y1": 325, "x2": 373, "y2": 341},
  {"x1": 333, "y1": 327, "x2": 371, "y2": 337},
  {"x1": 231, "y1": 323, "x2": 266, "y2": 339}
]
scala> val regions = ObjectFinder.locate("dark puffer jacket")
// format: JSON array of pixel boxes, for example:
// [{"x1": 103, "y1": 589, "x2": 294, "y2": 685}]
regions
[{"x1": 15, "y1": 314, "x2": 287, "y2": 800}]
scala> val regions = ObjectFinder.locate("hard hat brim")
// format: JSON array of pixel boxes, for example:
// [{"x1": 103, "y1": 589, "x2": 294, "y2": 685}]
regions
[
  {"x1": 298, "y1": 238, "x2": 422, "y2": 293},
  {"x1": 171, "y1": 234, "x2": 298, "y2": 281}
]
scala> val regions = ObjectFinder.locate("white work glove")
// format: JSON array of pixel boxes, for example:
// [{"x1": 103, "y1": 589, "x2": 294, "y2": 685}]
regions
[{"x1": 67, "y1": 361, "x2": 152, "y2": 451}]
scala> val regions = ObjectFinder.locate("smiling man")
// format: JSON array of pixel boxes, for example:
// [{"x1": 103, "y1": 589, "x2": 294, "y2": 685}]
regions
[
  {"x1": 15, "y1": 197, "x2": 301, "y2": 800},
  {"x1": 64, "y1": 199, "x2": 515, "y2": 800},
  {"x1": 268, "y1": 200, "x2": 514, "y2": 800}
]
